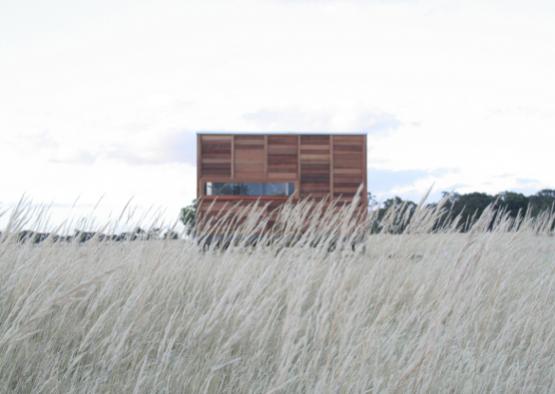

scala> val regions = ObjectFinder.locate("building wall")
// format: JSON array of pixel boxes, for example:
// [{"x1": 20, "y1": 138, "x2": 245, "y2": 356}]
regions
[{"x1": 197, "y1": 133, "x2": 367, "y2": 221}]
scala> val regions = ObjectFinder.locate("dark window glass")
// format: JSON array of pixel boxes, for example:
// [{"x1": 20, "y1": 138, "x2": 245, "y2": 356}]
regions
[{"x1": 205, "y1": 182, "x2": 295, "y2": 196}]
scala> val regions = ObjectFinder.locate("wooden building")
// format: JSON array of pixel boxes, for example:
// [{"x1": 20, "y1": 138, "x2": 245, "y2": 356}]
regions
[{"x1": 196, "y1": 132, "x2": 367, "y2": 224}]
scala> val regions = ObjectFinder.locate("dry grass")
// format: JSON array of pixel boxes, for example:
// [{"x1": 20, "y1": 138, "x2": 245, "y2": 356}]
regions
[{"x1": 0, "y1": 199, "x2": 554, "y2": 393}]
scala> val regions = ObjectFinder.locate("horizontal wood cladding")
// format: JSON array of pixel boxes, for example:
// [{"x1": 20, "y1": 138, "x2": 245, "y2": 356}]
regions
[
  {"x1": 300, "y1": 135, "x2": 330, "y2": 198},
  {"x1": 200, "y1": 136, "x2": 232, "y2": 178},
  {"x1": 333, "y1": 135, "x2": 365, "y2": 200},
  {"x1": 198, "y1": 134, "x2": 366, "y2": 204},
  {"x1": 267, "y1": 135, "x2": 298, "y2": 180},
  {"x1": 234, "y1": 136, "x2": 265, "y2": 179}
]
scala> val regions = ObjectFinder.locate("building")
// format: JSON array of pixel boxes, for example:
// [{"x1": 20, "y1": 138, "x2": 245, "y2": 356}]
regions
[{"x1": 196, "y1": 132, "x2": 367, "y2": 225}]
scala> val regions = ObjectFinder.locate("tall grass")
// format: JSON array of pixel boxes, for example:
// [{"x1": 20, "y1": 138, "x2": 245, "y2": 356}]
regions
[{"x1": 0, "y1": 198, "x2": 554, "y2": 393}]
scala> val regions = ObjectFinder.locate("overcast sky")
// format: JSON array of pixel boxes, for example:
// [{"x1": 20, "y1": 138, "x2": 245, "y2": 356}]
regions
[{"x1": 1, "y1": 0, "x2": 555, "y2": 230}]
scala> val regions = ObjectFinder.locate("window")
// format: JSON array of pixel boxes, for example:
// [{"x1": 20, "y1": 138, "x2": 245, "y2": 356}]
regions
[{"x1": 205, "y1": 182, "x2": 295, "y2": 197}]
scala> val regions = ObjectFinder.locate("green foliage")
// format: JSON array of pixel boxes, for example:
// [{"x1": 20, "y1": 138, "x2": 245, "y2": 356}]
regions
[
  {"x1": 496, "y1": 191, "x2": 528, "y2": 218},
  {"x1": 369, "y1": 189, "x2": 555, "y2": 233},
  {"x1": 371, "y1": 196, "x2": 417, "y2": 234},
  {"x1": 448, "y1": 192, "x2": 495, "y2": 229},
  {"x1": 528, "y1": 189, "x2": 555, "y2": 217},
  {"x1": 367, "y1": 192, "x2": 378, "y2": 209},
  {"x1": 433, "y1": 190, "x2": 555, "y2": 231},
  {"x1": 179, "y1": 199, "x2": 197, "y2": 233}
]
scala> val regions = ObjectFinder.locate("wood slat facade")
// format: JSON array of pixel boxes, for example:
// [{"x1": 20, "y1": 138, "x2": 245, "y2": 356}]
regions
[{"x1": 197, "y1": 133, "x2": 367, "y2": 224}]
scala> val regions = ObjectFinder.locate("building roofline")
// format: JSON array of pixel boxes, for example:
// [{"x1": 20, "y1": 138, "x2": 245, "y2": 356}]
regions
[{"x1": 196, "y1": 131, "x2": 367, "y2": 136}]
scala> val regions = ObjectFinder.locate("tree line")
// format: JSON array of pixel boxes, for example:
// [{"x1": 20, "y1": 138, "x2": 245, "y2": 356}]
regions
[
  {"x1": 1, "y1": 227, "x2": 181, "y2": 245},
  {"x1": 369, "y1": 189, "x2": 555, "y2": 233}
]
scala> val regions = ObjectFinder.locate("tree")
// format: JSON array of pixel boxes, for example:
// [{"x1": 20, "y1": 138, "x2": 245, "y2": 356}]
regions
[
  {"x1": 179, "y1": 199, "x2": 197, "y2": 234},
  {"x1": 370, "y1": 196, "x2": 417, "y2": 234},
  {"x1": 495, "y1": 191, "x2": 528, "y2": 218},
  {"x1": 438, "y1": 192, "x2": 495, "y2": 231},
  {"x1": 529, "y1": 189, "x2": 555, "y2": 217},
  {"x1": 367, "y1": 192, "x2": 378, "y2": 209}
]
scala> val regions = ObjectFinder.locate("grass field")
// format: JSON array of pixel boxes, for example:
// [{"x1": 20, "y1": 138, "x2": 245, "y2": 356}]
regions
[{"x1": 0, "y1": 201, "x2": 554, "y2": 393}]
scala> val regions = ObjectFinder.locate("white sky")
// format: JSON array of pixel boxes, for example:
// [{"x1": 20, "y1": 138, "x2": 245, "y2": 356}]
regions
[{"x1": 1, "y1": 0, "x2": 555, "y2": 230}]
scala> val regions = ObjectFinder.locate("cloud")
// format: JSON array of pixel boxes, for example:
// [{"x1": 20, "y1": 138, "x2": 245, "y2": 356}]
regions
[
  {"x1": 101, "y1": 147, "x2": 163, "y2": 166},
  {"x1": 49, "y1": 151, "x2": 97, "y2": 165},
  {"x1": 505, "y1": 177, "x2": 545, "y2": 195},
  {"x1": 355, "y1": 110, "x2": 402, "y2": 134},
  {"x1": 367, "y1": 167, "x2": 462, "y2": 202},
  {"x1": 368, "y1": 168, "x2": 430, "y2": 195},
  {"x1": 243, "y1": 108, "x2": 334, "y2": 131},
  {"x1": 243, "y1": 107, "x2": 402, "y2": 134},
  {"x1": 1, "y1": 130, "x2": 100, "y2": 165},
  {"x1": 276, "y1": 0, "x2": 414, "y2": 4},
  {"x1": 161, "y1": 131, "x2": 197, "y2": 166},
  {"x1": 515, "y1": 177, "x2": 543, "y2": 186},
  {"x1": 100, "y1": 131, "x2": 197, "y2": 166},
  {"x1": 38, "y1": 130, "x2": 197, "y2": 167}
]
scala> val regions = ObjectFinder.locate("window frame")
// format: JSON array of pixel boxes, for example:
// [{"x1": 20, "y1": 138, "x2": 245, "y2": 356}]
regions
[{"x1": 203, "y1": 181, "x2": 296, "y2": 198}]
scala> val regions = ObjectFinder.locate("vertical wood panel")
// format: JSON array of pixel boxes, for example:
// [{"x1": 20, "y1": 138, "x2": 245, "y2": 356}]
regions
[
  {"x1": 197, "y1": 134, "x2": 201, "y2": 197},
  {"x1": 267, "y1": 135, "x2": 298, "y2": 181},
  {"x1": 363, "y1": 135, "x2": 367, "y2": 206},
  {"x1": 297, "y1": 135, "x2": 301, "y2": 197},
  {"x1": 200, "y1": 135, "x2": 232, "y2": 178},
  {"x1": 234, "y1": 135, "x2": 265, "y2": 179},
  {"x1": 330, "y1": 135, "x2": 334, "y2": 198},
  {"x1": 264, "y1": 135, "x2": 268, "y2": 177},
  {"x1": 332, "y1": 135, "x2": 365, "y2": 202},
  {"x1": 300, "y1": 135, "x2": 331, "y2": 198},
  {"x1": 231, "y1": 135, "x2": 235, "y2": 179}
]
